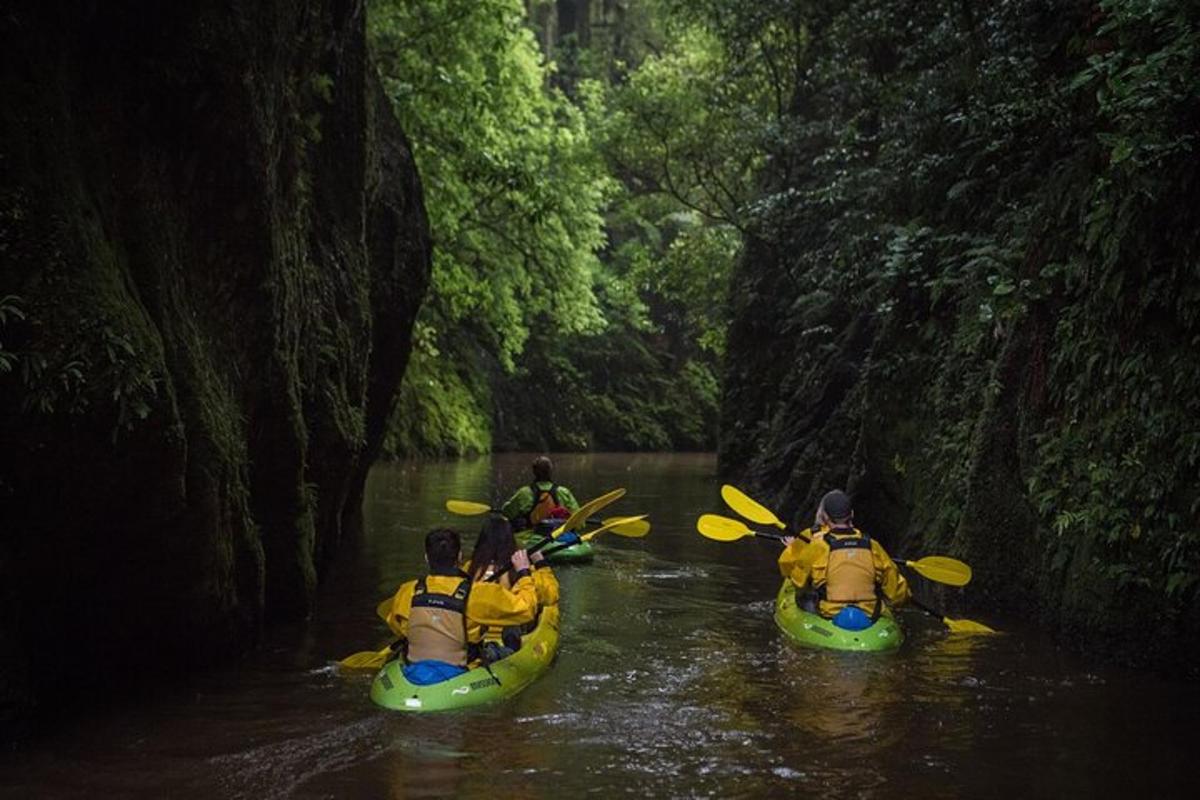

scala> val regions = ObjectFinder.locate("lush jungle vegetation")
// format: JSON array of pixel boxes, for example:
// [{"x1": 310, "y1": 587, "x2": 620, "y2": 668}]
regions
[
  {"x1": 369, "y1": 0, "x2": 1199, "y2": 651},
  {"x1": 701, "y1": 0, "x2": 1199, "y2": 647},
  {"x1": 369, "y1": 0, "x2": 743, "y2": 454}
]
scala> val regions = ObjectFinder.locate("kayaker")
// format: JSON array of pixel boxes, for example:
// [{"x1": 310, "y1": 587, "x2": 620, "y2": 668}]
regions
[
  {"x1": 778, "y1": 490, "x2": 911, "y2": 630},
  {"x1": 465, "y1": 515, "x2": 560, "y2": 661},
  {"x1": 501, "y1": 456, "x2": 581, "y2": 531},
  {"x1": 381, "y1": 528, "x2": 538, "y2": 684}
]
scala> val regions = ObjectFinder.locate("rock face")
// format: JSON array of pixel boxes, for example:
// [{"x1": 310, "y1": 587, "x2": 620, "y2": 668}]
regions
[
  {"x1": 0, "y1": 0, "x2": 430, "y2": 731},
  {"x1": 718, "y1": 2, "x2": 1200, "y2": 668}
]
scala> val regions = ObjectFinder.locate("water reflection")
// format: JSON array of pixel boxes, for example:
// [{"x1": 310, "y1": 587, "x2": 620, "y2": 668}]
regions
[{"x1": 2, "y1": 453, "x2": 1197, "y2": 798}]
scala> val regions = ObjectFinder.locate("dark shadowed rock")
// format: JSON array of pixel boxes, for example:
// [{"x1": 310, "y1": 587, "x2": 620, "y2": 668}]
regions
[{"x1": 0, "y1": 0, "x2": 430, "y2": 736}]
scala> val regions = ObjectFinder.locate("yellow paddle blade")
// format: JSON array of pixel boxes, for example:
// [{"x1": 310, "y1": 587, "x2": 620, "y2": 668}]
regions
[
  {"x1": 905, "y1": 556, "x2": 973, "y2": 587},
  {"x1": 376, "y1": 596, "x2": 394, "y2": 623},
  {"x1": 912, "y1": 598, "x2": 997, "y2": 634},
  {"x1": 696, "y1": 513, "x2": 754, "y2": 542},
  {"x1": 600, "y1": 515, "x2": 651, "y2": 537},
  {"x1": 583, "y1": 514, "x2": 648, "y2": 541},
  {"x1": 445, "y1": 499, "x2": 493, "y2": 516},
  {"x1": 720, "y1": 484, "x2": 787, "y2": 529},
  {"x1": 550, "y1": 488, "x2": 626, "y2": 538},
  {"x1": 943, "y1": 616, "x2": 998, "y2": 635},
  {"x1": 337, "y1": 645, "x2": 391, "y2": 671}
]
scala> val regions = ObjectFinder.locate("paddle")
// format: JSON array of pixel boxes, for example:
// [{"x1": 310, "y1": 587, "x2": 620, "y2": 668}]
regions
[
  {"x1": 338, "y1": 643, "x2": 396, "y2": 671},
  {"x1": 445, "y1": 499, "x2": 493, "y2": 515},
  {"x1": 491, "y1": 516, "x2": 645, "y2": 582},
  {"x1": 548, "y1": 487, "x2": 627, "y2": 538},
  {"x1": 695, "y1": 514, "x2": 972, "y2": 587},
  {"x1": 720, "y1": 484, "x2": 788, "y2": 530},
  {"x1": 338, "y1": 596, "x2": 407, "y2": 670},
  {"x1": 594, "y1": 516, "x2": 650, "y2": 537},
  {"x1": 700, "y1": 515, "x2": 998, "y2": 633},
  {"x1": 719, "y1": 485, "x2": 977, "y2": 587},
  {"x1": 337, "y1": 516, "x2": 645, "y2": 671},
  {"x1": 444, "y1": 494, "x2": 646, "y2": 537},
  {"x1": 897, "y1": 555, "x2": 972, "y2": 587},
  {"x1": 697, "y1": 512, "x2": 788, "y2": 542},
  {"x1": 910, "y1": 598, "x2": 998, "y2": 634},
  {"x1": 540, "y1": 513, "x2": 648, "y2": 544},
  {"x1": 698, "y1": 512, "x2": 995, "y2": 633}
]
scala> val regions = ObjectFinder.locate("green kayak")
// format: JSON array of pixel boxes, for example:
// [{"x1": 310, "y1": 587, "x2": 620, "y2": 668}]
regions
[
  {"x1": 773, "y1": 580, "x2": 903, "y2": 652},
  {"x1": 516, "y1": 529, "x2": 595, "y2": 564},
  {"x1": 370, "y1": 604, "x2": 560, "y2": 712}
]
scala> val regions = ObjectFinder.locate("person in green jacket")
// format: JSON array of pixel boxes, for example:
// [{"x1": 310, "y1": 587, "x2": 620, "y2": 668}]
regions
[{"x1": 501, "y1": 456, "x2": 580, "y2": 531}]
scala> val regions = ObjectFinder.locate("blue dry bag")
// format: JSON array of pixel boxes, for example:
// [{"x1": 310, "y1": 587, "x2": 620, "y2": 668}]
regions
[
  {"x1": 831, "y1": 606, "x2": 873, "y2": 631},
  {"x1": 402, "y1": 660, "x2": 468, "y2": 685}
]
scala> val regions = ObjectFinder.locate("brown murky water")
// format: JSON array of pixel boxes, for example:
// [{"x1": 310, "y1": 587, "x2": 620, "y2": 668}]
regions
[{"x1": 2, "y1": 453, "x2": 1197, "y2": 798}]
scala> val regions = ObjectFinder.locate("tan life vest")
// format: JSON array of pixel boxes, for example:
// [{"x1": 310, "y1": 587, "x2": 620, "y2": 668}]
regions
[
  {"x1": 406, "y1": 575, "x2": 472, "y2": 666},
  {"x1": 821, "y1": 530, "x2": 879, "y2": 604}
]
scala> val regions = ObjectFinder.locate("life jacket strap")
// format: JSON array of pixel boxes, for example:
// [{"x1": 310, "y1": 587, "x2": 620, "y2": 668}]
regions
[{"x1": 406, "y1": 575, "x2": 473, "y2": 665}]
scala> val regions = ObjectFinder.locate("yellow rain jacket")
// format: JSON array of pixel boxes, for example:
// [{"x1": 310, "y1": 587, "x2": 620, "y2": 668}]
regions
[
  {"x1": 531, "y1": 563, "x2": 560, "y2": 607},
  {"x1": 778, "y1": 526, "x2": 911, "y2": 618},
  {"x1": 462, "y1": 560, "x2": 560, "y2": 643},
  {"x1": 463, "y1": 560, "x2": 560, "y2": 608},
  {"x1": 381, "y1": 569, "x2": 538, "y2": 664}
]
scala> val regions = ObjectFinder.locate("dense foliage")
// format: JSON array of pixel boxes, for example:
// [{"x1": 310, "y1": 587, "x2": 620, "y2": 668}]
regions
[
  {"x1": 369, "y1": 0, "x2": 1198, "y2": 652},
  {"x1": 370, "y1": 0, "x2": 609, "y2": 454},
  {"x1": 371, "y1": 0, "x2": 749, "y2": 454},
  {"x1": 710, "y1": 0, "x2": 1200, "y2": 647},
  {"x1": 1028, "y1": 0, "x2": 1200, "y2": 603}
]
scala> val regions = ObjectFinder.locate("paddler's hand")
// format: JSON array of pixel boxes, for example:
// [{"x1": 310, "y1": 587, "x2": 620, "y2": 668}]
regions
[
  {"x1": 781, "y1": 536, "x2": 796, "y2": 547},
  {"x1": 510, "y1": 549, "x2": 531, "y2": 573},
  {"x1": 529, "y1": 549, "x2": 545, "y2": 565}
]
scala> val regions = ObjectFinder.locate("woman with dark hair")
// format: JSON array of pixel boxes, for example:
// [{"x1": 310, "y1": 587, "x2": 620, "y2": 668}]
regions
[
  {"x1": 465, "y1": 515, "x2": 560, "y2": 661},
  {"x1": 468, "y1": 514, "x2": 519, "y2": 584}
]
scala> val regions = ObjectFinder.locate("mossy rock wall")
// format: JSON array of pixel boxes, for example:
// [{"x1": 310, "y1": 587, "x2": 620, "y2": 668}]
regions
[
  {"x1": 0, "y1": 0, "x2": 431, "y2": 732},
  {"x1": 718, "y1": 0, "x2": 1200, "y2": 669}
]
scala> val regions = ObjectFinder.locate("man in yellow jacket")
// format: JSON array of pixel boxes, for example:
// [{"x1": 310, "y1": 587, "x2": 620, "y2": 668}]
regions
[
  {"x1": 380, "y1": 528, "x2": 539, "y2": 684},
  {"x1": 778, "y1": 490, "x2": 911, "y2": 630}
]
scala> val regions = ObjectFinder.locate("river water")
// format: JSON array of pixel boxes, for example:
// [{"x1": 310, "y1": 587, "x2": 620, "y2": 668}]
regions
[{"x1": 3, "y1": 453, "x2": 1197, "y2": 798}]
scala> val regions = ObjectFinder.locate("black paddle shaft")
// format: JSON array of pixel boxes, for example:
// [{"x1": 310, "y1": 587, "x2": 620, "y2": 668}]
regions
[{"x1": 483, "y1": 535, "x2": 569, "y2": 584}]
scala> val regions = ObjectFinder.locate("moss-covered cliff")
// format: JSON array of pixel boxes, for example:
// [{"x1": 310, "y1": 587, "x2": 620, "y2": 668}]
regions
[
  {"x1": 0, "y1": 0, "x2": 430, "y2": 732},
  {"x1": 719, "y1": 0, "x2": 1200, "y2": 667}
]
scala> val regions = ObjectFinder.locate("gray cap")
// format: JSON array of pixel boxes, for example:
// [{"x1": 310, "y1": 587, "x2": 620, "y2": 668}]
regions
[{"x1": 820, "y1": 490, "x2": 853, "y2": 521}]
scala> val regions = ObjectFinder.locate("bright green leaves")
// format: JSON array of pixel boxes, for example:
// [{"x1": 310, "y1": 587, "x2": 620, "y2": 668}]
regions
[
  {"x1": 601, "y1": 26, "x2": 767, "y2": 229},
  {"x1": 370, "y1": 0, "x2": 615, "y2": 452},
  {"x1": 369, "y1": 0, "x2": 756, "y2": 453},
  {"x1": 370, "y1": 0, "x2": 610, "y2": 370}
]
